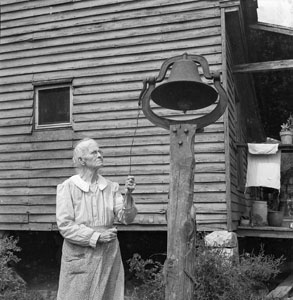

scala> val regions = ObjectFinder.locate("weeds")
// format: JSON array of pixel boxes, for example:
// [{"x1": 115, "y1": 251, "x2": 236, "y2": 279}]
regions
[
  {"x1": 193, "y1": 243, "x2": 283, "y2": 300},
  {"x1": 127, "y1": 253, "x2": 164, "y2": 300},
  {"x1": 127, "y1": 241, "x2": 284, "y2": 300},
  {"x1": 0, "y1": 236, "x2": 43, "y2": 300}
]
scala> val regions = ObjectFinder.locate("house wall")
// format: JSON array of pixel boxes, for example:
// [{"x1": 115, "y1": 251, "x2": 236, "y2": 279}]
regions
[
  {"x1": 0, "y1": 0, "x2": 228, "y2": 232},
  {"x1": 225, "y1": 31, "x2": 248, "y2": 230},
  {"x1": 223, "y1": 5, "x2": 265, "y2": 230}
]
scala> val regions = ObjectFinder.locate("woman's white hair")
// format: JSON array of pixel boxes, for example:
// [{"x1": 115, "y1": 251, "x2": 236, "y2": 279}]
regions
[{"x1": 72, "y1": 138, "x2": 97, "y2": 168}]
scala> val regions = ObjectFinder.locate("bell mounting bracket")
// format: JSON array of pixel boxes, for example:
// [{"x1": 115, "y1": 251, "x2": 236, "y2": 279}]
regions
[{"x1": 140, "y1": 53, "x2": 228, "y2": 130}]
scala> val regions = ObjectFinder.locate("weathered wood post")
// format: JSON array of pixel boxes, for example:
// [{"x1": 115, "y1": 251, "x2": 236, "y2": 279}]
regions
[
  {"x1": 166, "y1": 123, "x2": 197, "y2": 299},
  {"x1": 140, "y1": 53, "x2": 227, "y2": 300}
]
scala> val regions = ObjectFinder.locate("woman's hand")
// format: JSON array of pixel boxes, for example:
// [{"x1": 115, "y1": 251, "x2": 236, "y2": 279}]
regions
[
  {"x1": 98, "y1": 228, "x2": 117, "y2": 243},
  {"x1": 125, "y1": 175, "x2": 136, "y2": 194}
]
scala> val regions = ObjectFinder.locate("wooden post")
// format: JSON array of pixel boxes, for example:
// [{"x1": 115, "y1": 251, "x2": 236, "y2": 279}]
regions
[{"x1": 165, "y1": 123, "x2": 197, "y2": 300}]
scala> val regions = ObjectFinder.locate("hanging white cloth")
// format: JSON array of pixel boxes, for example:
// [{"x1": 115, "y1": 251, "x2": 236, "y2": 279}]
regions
[
  {"x1": 245, "y1": 143, "x2": 281, "y2": 190},
  {"x1": 248, "y1": 143, "x2": 279, "y2": 155}
]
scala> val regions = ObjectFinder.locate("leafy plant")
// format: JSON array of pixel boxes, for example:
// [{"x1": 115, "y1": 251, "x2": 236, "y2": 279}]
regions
[
  {"x1": 193, "y1": 243, "x2": 283, "y2": 300},
  {"x1": 0, "y1": 236, "x2": 43, "y2": 300},
  {"x1": 280, "y1": 114, "x2": 293, "y2": 132},
  {"x1": 127, "y1": 253, "x2": 164, "y2": 300},
  {"x1": 281, "y1": 123, "x2": 290, "y2": 132},
  {"x1": 127, "y1": 241, "x2": 284, "y2": 300}
]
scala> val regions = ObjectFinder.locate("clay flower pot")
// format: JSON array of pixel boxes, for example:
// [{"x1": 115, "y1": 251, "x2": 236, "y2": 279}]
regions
[
  {"x1": 280, "y1": 130, "x2": 293, "y2": 144},
  {"x1": 268, "y1": 211, "x2": 283, "y2": 227}
]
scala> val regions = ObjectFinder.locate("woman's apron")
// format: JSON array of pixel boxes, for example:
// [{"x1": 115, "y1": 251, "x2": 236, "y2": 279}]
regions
[{"x1": 57, "y1": 231, "x2": 124, "y2": 300}]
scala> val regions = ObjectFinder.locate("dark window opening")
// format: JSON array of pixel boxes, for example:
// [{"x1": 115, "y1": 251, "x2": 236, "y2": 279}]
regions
[{"x1": 36, "y1": 86, "x2": 71, "y2": 128}]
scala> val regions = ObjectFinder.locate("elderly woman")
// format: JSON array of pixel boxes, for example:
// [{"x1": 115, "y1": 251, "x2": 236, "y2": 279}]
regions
[{"x1": 56, "y1": 138, "x2": 137, "y2": 300}]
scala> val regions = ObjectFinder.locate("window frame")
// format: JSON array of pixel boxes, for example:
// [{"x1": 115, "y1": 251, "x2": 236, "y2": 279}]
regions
[{"x1": 34, "y1": 83, "x2": 73, "y2": 130}]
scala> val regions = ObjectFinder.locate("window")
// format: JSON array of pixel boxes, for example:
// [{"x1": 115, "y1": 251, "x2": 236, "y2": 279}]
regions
[{"x1": 35, "y1": 84, "x2": 72, "y2": 129}]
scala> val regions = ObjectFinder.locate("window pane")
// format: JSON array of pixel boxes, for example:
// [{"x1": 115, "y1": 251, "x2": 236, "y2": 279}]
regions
[{"x1": 38, "y1": 87, "x2": 70, "y2": 125}]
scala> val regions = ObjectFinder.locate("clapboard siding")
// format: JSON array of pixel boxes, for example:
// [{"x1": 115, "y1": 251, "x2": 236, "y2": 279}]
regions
[
  {"x1": 0, "y1": 53, "x2": 222, "y2": 78},
  {"x1": 1, "y1": 0, "x2": 217, "y2": 19},
  {"x1": 1, "y1": 30, "x2": 221, "y2": 65},
  {"x1": 223, "y1": 10, "x2": 253, "y2": 230},
  {"x1": 0, "y1": 133, "x2": 225, "y2": 150},
  {"x1": 0, "y1": 147, "x2": 225, "y2": 163},
  {"x1": 1, "y1": 1, "x2": 218, "y2": 31},
  {"x1": 225, "y1": 26, "x2": 240, "y2": 229},
  {"x1": 1, "y1": 29, "x2": 222, "y2": 60},
  {"x1": 0, "y1": 9, "x2": 220, "y2": 47},
  {"x1": 0, "y1": 92, "x2": 33, "y2": 102},
  {"x1": 0, "y1": 125, "x2": 224, "y2": 144},
  {"x1": 0, "y1": 0, "x2": 228, "y2": 231}
]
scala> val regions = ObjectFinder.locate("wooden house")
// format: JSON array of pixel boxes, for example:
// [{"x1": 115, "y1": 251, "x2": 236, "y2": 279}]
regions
[{"x1": 0, "y1": 0, "x2": 292, "y2": 238}]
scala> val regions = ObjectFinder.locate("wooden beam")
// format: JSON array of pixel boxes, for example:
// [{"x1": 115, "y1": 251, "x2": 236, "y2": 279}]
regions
[
  {"x1": 236, "y1": 143, "x2": 293, "y2": 153},
  {"x1": 250, "y1": 22, "x2": 293, "y2": 36},
  {"x1": 219, "y1": 0, "x2": 240, "y2": 10},
  {"x1": 266, "y1": 273, "x2": 293, "y2": 299},
  {"x1": 237, "y1": 226, "x2": 293, "y2": 239},
  {"x1": 233, "y1": 59, "x2": 293, "y2": 73}
]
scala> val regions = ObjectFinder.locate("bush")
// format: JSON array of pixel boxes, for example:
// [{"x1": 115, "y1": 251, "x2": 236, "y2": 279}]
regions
[
  {"x1": 127, "y1": 242, "x2": 284, "y2": 300},
  {"x1": 0, "y1": 235, "x2": 43, "y2": 300},
  {"x1": 193, "y1": 244, "x2": 283, "y2": 300},
  {"x1": 127, "y1": 253, "x2": 164, "y2": 300}
]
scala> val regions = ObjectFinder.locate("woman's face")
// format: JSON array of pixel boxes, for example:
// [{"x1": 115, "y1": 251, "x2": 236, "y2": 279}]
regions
[{"x1": 81, "y1": 140, "x2": 104, "y2": 170}]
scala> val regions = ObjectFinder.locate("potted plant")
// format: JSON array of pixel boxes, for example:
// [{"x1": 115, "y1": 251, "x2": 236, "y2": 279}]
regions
[{"x1": 280, "y1": 115, "x2": 293, "y2": 144}]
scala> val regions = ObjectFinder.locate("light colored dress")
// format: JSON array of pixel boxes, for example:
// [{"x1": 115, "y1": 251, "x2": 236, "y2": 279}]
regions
[{"x1": 56, "y1": 174, "x2": 137, "y2": 300}]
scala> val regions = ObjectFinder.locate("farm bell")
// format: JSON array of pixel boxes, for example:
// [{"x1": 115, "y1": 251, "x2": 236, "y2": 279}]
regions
[{"x1": 151, "y1": 56, "x2": 218, "y2": 112}]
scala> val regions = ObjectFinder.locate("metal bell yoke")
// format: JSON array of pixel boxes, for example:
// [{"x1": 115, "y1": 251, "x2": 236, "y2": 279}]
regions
[{"x1": 140, "y1": 53, "x2": 228, "y2": 130}]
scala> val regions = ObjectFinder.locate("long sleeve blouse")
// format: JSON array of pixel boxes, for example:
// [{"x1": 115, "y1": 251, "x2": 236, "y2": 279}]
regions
[{"x1": 56, "y1": 174, "x2": 137, "y2": 248}]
